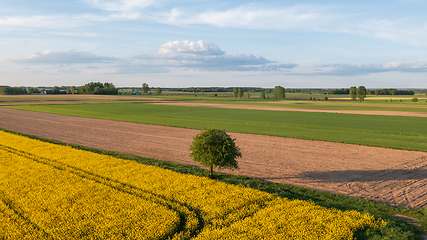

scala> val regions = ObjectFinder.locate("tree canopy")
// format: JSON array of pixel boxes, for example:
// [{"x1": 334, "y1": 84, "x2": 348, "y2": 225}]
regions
[
  {"x1": 156, "y1": 87, "x2": 162, "y2": 95},
  {"x1": 233, "y1": 87, "x2": 238, "y2": 98},
  {"x1": 0, "y1": 87, "x2": 26, "y2": 95},
  {"x1": 273, "y1": 86, "x2": 286, "y2": 100},
  {"x1": 142, "y1": 83, "x2": 149, "y2": 93},
  {"x1": 77, "y1": 82, "x2": 118, "y2": 95},
  {"x1": 260, "y1": 89, "x2": 266, "y2": 99},
  {"x1": 349, "y1": 86, "x2": 357, "y2": 101},
  {"x1": 357, "y1": 86, "x2": 367, "y2": 102},
  {"x1": 189, "y1": 128, "x2": 241, "y2": 178},
  {"x1": 238, "y1": 87, "x2": 244, "y2": 98}
]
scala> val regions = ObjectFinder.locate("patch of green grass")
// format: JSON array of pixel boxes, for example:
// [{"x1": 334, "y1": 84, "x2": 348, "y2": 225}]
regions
[
  {"x1": 196, "y1": 100, "x2": 427, "y2": 112},
  {"x1": 5, "y1": 102, "x2": 427, "y2": 152},
  {"x1": 2, "y1": 128, "x2": 424, "y2": 240}
]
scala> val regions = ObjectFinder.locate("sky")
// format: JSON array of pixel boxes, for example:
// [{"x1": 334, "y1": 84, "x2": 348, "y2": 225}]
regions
[{"x1": 1, "y1": 0, "x2": 427, "y2": 88}]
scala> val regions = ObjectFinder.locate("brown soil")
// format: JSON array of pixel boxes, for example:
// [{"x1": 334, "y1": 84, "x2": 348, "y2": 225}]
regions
[
  {"x1": 150, "y1": 102, "x2": 427, "y2": 118},
  {"x1": 1, "y1": 108, "x2": 427, "y2": 208}
]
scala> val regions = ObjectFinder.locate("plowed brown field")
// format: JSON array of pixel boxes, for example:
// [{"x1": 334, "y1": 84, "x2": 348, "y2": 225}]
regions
[{"x1": 1, "y1": 107, "x2": 427, "y2": 208}]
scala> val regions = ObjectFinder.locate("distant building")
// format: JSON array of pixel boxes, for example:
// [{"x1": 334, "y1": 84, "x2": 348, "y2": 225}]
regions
[{"x1": 42, "y1": 90, "x2": 68, "y2": 94}]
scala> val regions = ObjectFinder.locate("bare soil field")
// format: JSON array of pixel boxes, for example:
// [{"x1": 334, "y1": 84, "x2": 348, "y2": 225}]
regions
[
  {"x1": 1, "y1": 108, "x2": 427, "y2": 208},
  {"x1": 150, "y1": 102, "x2": 427, "y2": 117}
]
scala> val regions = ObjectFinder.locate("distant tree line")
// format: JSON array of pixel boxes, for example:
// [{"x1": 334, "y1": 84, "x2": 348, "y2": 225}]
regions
[
  {"x1": 328, "y1": 88, "x2": 349, "y2": 94},
  {"x1": 0, "y1": 87, "x2": 27, "y2": 95},
  {"x1": 369, "y1": 89, "x2": 414, "y2": 95},
  {"x1": 285, "y1": 88, "x2": 318, "y2": 93},
  {"x1": 170, "y1": 87, "x2": 264, "y2": 93},
  {"x1": 328, "y1": 88, "x2": 414, "y2": 96}
]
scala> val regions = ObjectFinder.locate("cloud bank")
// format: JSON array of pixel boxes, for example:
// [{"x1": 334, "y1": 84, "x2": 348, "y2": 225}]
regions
[
  {"x1": 2, "y1": 41, "x2": 297, "y2": 73},
  {"x1": 315, "y1": 59, "x2": 427, "y2": 76},
  {"x1": 5, "y1": 42, "x2": 426, "y2": 76},
  {"x1": 5, "y1": 50, "x2": 119, "y2": 64},
  {"x1": 129, "y1": 40, "x2": 298, "y2": 72}
]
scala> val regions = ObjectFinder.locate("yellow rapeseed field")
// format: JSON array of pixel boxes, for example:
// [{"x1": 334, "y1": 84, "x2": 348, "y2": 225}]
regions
[{"x1": 0, "y1": 130, "x2": 383, "y2": 239}]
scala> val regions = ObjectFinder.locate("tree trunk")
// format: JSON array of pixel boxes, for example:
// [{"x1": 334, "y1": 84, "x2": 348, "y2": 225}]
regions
[{"x1": 210, "y1": 166, "x2": 214, "y2": 179}]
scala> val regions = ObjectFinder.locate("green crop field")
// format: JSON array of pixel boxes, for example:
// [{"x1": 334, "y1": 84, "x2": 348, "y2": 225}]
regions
[
  {"x1": 6, "y1": 102, "x2": 427, "y2": 152},
  {"x1": 196, "y1": 100, "x2": 427, "y2": 112}
]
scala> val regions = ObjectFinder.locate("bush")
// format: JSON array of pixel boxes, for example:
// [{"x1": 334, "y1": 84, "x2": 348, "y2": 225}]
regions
[{"x1": 412, "y1": 98, "x2": 418, "y2": 103}]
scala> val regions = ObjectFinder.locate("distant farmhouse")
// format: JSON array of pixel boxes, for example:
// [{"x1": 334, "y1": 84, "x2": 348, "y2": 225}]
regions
[{"x1": 42, "y1": 90, "x2": 68, "y2": 94}]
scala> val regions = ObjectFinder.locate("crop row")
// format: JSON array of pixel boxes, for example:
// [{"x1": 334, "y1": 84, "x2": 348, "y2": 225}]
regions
[{"x1": 0, "y1": 130, "x2": 383, "y2": 239}]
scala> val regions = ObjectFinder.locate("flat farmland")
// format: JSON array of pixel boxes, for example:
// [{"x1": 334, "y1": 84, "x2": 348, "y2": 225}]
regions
[
  {"x1": 1, "y1": 107, "x2": 427, "y2": 209},
  {"x1": 6, "y1": 102, "x2": 427, "y2": 152}
]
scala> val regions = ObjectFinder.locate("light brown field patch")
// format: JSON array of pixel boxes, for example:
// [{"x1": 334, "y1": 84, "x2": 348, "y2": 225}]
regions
[
  {"x1": 149, "y1": 102, "x2": 427, "y2": 118},
  {"x1": 1, "y1": 108, "x2": 427, "y2": 208}
]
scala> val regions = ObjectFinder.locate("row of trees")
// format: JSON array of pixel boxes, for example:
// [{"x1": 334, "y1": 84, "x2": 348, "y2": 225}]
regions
[
  {"x1": 231, "y1": 86, "x2": 286, "y2": 100},
  {"x1": 140, "y1": 83, "x2": 162, "y2": 95},
  {"x1": 329, "y1": 88, "x2": 414, "y2": 96},
  {"x1": 368, "y1": 89, "x2": 414, "y2": 95},
  {"x1": 0, "y1": 87, "x2": 27, "y2": 95}
]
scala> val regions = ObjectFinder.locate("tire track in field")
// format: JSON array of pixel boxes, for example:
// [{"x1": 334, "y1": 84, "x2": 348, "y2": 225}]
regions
[
  {"x1": 1, "y1": 108, "x2": 427, "y2": 208},
  {"x1": 0, "y1": 193, "x2": 53, "y2": 239}
]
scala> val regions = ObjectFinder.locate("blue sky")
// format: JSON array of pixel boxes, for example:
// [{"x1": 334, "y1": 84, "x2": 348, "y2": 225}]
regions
[{"x1": 1, "y1": 0, "x2": 427, "y2": 88}]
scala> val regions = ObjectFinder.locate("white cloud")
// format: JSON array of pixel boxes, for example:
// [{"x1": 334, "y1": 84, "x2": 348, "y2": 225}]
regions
[
  {"x1": 158, "y1": 4, "x2": 338, "y2": 31},
  {"x1": 4, "y1": 50, "x2": 119, "y2": 64},
  {"x1": 153, "y1": 4, "x2": 427, "y2": 46},
  {"x1": 83, "y1": 0, "x2": 154, "y2": 12},
  {"x1": 0, "y1": 14, "x2": 109, "y2": 29},
  {"x1": 345, "y1": 18, "x2": 427, "y2": 46},
  {"x1": 159, "y1": 40, "x2": 225, "y2": 55},
  {"x1": 128, "y1": 40, "x2": 298, "y2": 73},
  {"x1": 314, "y1": 59, "x2": 427, "y2": 76},
  {"x1": 1, "y1": 42, "x2": 297, "y2": 74}
]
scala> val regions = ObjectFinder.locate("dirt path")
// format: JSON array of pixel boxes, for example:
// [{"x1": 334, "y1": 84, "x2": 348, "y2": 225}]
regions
[
  {"x1": 149, "y1": 102, "x2": 427, "y2": 118},
  {"x1": 1, "y1": 108, "x2": 427, "y2": 208}
]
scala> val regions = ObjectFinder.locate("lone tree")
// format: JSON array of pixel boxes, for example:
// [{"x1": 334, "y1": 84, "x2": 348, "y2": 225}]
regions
[
  {"x1": 156, "y1": 87, "x2": 162, "y2": 95},
  {"x1": 189, "y1": 128, "x2": 241, "y2": 178},
  {"x1": 233, "y1": 87, "x2": 238, "y2": 98},
  {"x1": 238, "y1": 87, "x2": 244, "y2": 98},
  {"x1": 357, "y1": 86, "x2": 367, "y2": 102},
  {"x1": 273, "y1": 86, "x2": 285, "y2": 100},
  {"x1": 349, "y1": 86, "x2": 357, "y2": 101},
  {"x1": 260, "y1": 89, "x2": 266, "y2": 99},
  {"x1": 142, "y1": 83, "x2": 149, "y2": 94}
]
